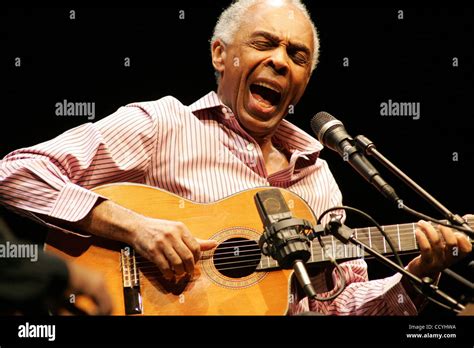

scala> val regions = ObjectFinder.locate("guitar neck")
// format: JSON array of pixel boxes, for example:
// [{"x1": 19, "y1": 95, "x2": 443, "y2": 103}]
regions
[
  {"x1": 257, "y1": 217, "x2": 474, "y2": 271},
  {"x1": 309, "y1": 222, "x2": 418, "y2": 266}
]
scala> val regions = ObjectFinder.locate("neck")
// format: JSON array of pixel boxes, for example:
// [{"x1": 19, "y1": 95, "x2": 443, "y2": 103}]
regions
[{"x1": 253, "y1": 135, "x2": 274, "y2": 155}]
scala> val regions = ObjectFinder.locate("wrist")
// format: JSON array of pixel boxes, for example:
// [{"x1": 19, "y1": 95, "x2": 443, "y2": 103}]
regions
[{"x1": 82, "y1": 200, "x2": 145, "y2": 246}]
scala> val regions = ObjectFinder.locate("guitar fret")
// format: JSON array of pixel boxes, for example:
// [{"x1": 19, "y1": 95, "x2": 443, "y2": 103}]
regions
[
  {"x1": 397, "y1": 224, "x2": 401, "y2": 251},
  {"x1": 382, "y1": 226, "x2": 387, "y2": 253},
  {"x1": 357, "y1": 227, "x2": 370, "y2": 256},
  {"x1": 368, "y1": 226, "x2": 372, "y2": 248},
  {"x1": 413, "y1": 222, "x2": 417, "y2": 249},
  {"x1": 374, "y1": 227, "x2": 384, "y2": 253}
]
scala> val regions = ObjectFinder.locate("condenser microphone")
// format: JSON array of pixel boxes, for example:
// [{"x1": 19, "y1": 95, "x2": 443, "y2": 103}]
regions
[{"x1": 254, "y1": 189, "x2": 317, "y2": 298}]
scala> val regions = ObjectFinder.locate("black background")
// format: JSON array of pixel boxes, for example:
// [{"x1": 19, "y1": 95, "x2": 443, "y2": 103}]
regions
[{"x1": 1, "y1": 4, "x2": 473, "y2": 340}]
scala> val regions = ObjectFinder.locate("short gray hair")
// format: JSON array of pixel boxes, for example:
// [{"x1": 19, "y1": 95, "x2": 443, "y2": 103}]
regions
[{"x1": 211, "y1": 0, "x2": 320, "y2": 73}]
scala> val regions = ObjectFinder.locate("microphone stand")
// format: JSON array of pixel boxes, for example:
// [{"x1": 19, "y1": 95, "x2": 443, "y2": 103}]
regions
[
  {"x1": 443, "y1": 268, "x2": 474, "y2": 301},
  {"x1": 354, "y1": 135, "x2": 474, "y2": 239},
  {"x1": 354, "y1": 135, "x2": 474, "y2": 311},
  {"x1": 324, "y1": 218, "x2": 465, "y2": 312}
]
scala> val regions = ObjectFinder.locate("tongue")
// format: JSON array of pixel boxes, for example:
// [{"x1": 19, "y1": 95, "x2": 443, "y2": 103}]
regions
[
  {"x1": 251, "y1": 84, "x2": 280, "y2": 108},
  {"x1": 251, "y1": 91, "x2": 273, "y2": 107}
]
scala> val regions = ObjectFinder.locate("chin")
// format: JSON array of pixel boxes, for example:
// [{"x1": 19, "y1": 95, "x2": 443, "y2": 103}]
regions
[{"x1": 240, "y1": 110, "x2": 281, "y2": 134}]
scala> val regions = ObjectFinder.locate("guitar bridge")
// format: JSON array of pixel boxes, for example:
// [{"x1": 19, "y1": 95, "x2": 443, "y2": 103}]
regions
[{"x1": 120, "y1": 246, "x2": 143, "y2": 314}]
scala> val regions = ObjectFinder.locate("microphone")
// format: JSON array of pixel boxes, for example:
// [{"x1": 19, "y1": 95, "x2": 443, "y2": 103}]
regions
[
  {"x1": 311, "y1": 111, "x2": 400, "y2": 204},
  {"x1": 254, "y1": 189, "x2": 317, "y2": 299}
]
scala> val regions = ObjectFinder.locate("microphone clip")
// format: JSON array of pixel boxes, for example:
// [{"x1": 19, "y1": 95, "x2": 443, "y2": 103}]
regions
[
  {"x1": 258, "y1": 217, "x2": 316, "y2": 269},
  {"x1": 325, "y1": 214, "x2": 354, "y2": 244}
]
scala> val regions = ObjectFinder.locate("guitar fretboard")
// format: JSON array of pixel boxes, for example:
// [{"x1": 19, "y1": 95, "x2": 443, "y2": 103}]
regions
[{"x1": 257, "y1": 217, "x2": 473, "y2": 271}]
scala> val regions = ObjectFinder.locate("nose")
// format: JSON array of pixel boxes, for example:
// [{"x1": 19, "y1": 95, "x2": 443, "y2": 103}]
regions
[{"x1": 267, "y1": 45, "x2": 289, "y2": 75}]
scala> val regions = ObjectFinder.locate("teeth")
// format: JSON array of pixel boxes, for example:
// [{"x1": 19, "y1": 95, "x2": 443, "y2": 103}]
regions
[{"x1": 254, "y1": 82, "x2": 280, "y2": 94}]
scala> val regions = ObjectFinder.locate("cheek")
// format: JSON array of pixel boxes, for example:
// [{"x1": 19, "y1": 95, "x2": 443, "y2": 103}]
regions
[{"x1": 292, "y1": 73, "x2": 310, "y2": 99}]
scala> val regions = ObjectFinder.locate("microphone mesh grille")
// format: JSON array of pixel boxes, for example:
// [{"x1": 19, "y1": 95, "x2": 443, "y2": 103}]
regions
[{"x1": 310, "y1": 111, "x2": 336, "y2": 136}]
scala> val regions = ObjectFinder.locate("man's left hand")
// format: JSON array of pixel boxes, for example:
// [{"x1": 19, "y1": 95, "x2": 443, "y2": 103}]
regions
[{"x1": 407, "y1": 216, "x2": 472, "y2": 279}]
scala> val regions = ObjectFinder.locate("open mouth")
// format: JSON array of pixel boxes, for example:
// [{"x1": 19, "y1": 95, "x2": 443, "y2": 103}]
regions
[{"x1": 249, "y1": 82, "x2": 282, "y2": 108}]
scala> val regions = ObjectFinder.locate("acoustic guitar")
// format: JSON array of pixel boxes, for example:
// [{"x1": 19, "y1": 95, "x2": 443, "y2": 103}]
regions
[{"x1": 45, "y1": 183, "x2": 472, "y2": 315}]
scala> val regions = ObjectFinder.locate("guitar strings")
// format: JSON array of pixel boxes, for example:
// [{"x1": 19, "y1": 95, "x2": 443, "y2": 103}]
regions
[
  {"x1": 135, "y1": 256, "x2": 262, "y2": 271},
  {"x1": 125, "y1": 259, "x2": 272, "y2": 276},
  {"x1": 133, "y1": 234, "x2": 418, "y2": 265},
  {"x1": 131, "y1": 234, "x2": 419, "y2": 263},
  {"x1": 131, "y1": 242, "x2": 412, "y2": 270},
  {"x1": 131, "y1": 232, "x2": 419, "y2": 261},
  {"x1": 128, "y1": 226, "x2": 433, "y2": 271},
  {"x1": 128, "y1": 236, "x2": 419, "y2": 272},
  {"x1": 132, "y1": 243, "x2": 414, "y2": 267},
  {"x1": 131, "y1": 229, "x2": 420, "y2": 257},
  {"x1": 137, "y1": 262, "x2": 264, "y2": 276},
  {"x1": 127, "y1": 240, "x2": 420, "y2": 276},
  {"x1": 120, "y1": 220, "x2": 473, "y2": 278}
]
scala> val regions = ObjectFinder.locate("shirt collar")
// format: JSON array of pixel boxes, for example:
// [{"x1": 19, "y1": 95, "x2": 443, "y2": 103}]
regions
[
  {"x1": 188, "y1": 91, "x2": 225, "y2": 112},
  {"x1": 188, "y1": 91, "x2": 323, "y2": 155}
]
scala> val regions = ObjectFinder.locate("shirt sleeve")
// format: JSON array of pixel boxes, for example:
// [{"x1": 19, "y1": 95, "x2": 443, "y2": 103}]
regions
[
  {"x1": 0, "y1": 103, "x2": 159, "y2": 234},
  {"x1": 288, "y1": 259, "x2": 418, "y2": 315}
]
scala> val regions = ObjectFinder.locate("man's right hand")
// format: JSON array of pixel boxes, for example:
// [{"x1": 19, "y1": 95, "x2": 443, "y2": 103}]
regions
[
  {"x1": 71, "y1": 200, "x2": 218, "y2": 280},
  {"x1": 131, "y1": 218, "x2": 218, "y2": 279}
]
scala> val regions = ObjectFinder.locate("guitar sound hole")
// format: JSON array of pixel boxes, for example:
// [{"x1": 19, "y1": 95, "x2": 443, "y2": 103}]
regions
[{"x1": 213, "y1": 238, "x2": 260, "y2": 278}]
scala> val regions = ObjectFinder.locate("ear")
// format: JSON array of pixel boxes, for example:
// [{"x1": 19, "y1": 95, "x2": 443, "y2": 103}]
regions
[{"x1": 211, "y1": 39, "x2": 227, "y2": 75}]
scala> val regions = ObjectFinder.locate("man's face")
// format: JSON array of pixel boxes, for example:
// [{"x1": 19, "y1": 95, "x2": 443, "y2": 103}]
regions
[{"x1": 215, "y1": 1, "x2": 314, "y2": 139}]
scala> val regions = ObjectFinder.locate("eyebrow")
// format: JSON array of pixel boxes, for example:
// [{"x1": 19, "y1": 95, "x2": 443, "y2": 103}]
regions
[{"x1": 250, "y1": 30, "x2": 311, "y2": 57}]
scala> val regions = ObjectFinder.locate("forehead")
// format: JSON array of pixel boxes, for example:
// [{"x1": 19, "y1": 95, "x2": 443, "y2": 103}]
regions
[{"x1": 238, "y1": 2, "x2": 314, "y2": 50}]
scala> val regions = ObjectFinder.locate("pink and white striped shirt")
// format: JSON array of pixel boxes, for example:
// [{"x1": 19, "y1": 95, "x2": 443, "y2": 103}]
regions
[{"x1": 0, "y1": 91, "x2": 417, "y2": 315}]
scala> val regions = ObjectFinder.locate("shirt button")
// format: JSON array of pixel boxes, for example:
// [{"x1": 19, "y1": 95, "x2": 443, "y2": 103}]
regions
[{"x1": 247, "y1": 143, "x2": 255, "y2": 151}]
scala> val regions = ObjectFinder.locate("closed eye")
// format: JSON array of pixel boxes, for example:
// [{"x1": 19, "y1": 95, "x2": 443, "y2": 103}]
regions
[
  {"x1": 251, "y1": 40, "x2": 277, "y2": 50},
  {"x1": 248, "y1": 31, "x2": 312, "y2": 67},
  {"x1": 290, "y1": 50, "x2": 309, "y2": 66}
]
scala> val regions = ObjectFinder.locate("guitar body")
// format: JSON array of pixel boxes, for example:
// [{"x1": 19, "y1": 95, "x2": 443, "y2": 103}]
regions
[{"x1": 45, "y1": 183, "x2": 318, "y2": 315}]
